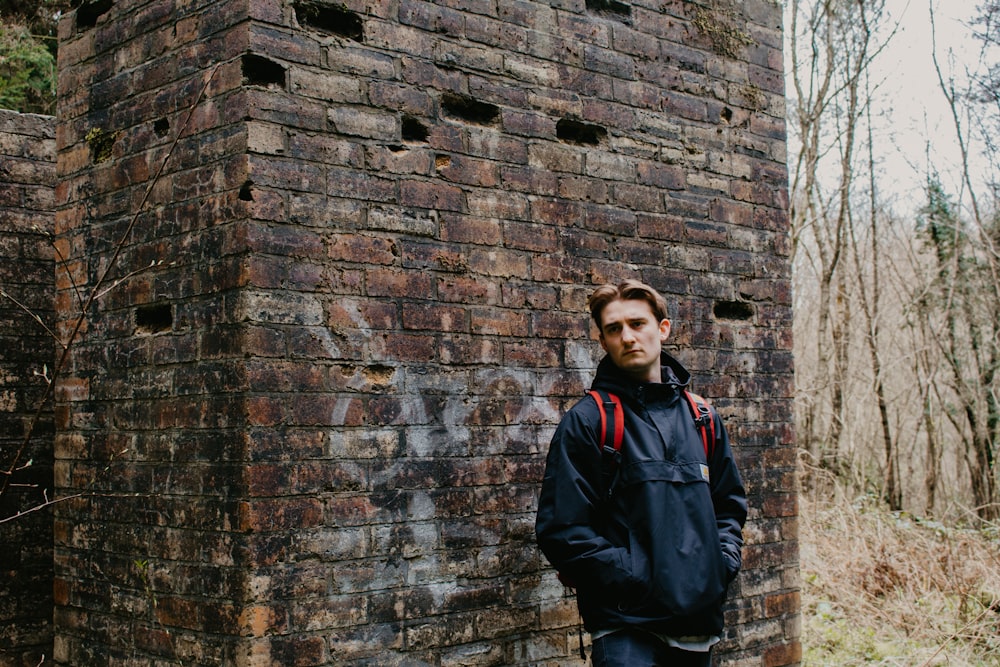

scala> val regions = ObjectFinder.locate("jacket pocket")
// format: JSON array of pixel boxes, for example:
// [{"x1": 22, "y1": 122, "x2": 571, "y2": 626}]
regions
[{"x1": 620, "y1": 460, "x2": 728, "y2": 615}]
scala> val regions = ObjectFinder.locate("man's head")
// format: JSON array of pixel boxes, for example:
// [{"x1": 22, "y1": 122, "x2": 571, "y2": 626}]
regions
[{"x1": 588, "y1": 280, "x2": 671, "y2": 383}]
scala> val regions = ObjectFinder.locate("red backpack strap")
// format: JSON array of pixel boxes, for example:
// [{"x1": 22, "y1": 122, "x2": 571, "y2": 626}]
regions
[
  {"x1": 684, "y1": 390, "x2": 715, "y2": 460},
  {"x1": 587, "y1": 389, "x2": 623, "y2": 455},
  {"x1": 558, "y1": 391, "x2": 624, "y2": 596}
]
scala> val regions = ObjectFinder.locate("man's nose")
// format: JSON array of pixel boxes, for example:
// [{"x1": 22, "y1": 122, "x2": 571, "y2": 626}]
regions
[{"x1": 621, "y1": 326, "x2": 636, "y2": 342}]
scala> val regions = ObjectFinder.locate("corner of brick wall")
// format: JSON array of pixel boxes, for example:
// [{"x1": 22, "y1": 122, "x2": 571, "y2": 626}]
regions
[
  {"x1": 49, "y1": 0, "x2": 799, "y2": 665},
  {"x1": 0, "y1": 109, "x2": 57, "y2": 666}
]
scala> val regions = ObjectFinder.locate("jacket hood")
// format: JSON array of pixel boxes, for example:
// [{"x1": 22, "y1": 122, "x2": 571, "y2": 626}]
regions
[{"x1": 591, "y1": 351, "x2": 692, "y2": 399}]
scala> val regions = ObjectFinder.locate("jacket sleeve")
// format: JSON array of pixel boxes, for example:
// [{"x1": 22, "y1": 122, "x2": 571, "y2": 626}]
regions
[
  {"x1": 534, "y1": 404, "x2": 636, "y2": 590},
  {"x1": 707, "y1": 408, "x2": 748, "y2": 581}
]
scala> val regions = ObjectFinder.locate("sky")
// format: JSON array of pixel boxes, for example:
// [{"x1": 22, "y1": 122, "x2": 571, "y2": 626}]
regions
[{"x1": 867, "y1": 0, "x2": 993, "y2": 214}]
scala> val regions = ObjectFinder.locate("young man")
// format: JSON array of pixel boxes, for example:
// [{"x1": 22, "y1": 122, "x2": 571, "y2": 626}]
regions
[{"x1": 535, "y1": 280, "x2": 747, "y2": 667}]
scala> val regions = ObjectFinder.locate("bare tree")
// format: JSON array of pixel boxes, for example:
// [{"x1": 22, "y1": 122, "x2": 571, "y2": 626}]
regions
[
  {"x1": 788, "y1": 0, "x2": 891, "y2": 484},
  {"x1": 921, "y1": 1, "x2": 1000, "y2": 521}
]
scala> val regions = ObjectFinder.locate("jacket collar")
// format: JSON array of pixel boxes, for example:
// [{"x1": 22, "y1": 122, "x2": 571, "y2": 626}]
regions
[{"x1": 591, "y1": 351, "x2": 691, "y2": 402}]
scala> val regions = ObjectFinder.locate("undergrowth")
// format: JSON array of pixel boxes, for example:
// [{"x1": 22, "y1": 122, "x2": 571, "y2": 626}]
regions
[{"x1": 801, "y1": 475, "x2": 1000, "y2": 666}]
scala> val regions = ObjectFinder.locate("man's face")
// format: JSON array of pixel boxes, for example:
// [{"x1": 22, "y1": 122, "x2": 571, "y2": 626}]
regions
[{"x1": 598, "y1": 298, "x2": 671, "y2": 384}]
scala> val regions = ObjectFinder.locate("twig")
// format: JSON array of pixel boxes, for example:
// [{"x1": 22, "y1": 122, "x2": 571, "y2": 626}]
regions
[
  {"x1": 0, "y1": 62, "x2": 221, "y2": 499},
  {"x1": 0, "y1": 492, "x2": 84, "y2": 525},
  {"x1": 0, "y1": 287, "x2": 66, "y2": 350},
  {"x1": 917, "y1": 603, "x2": 998, "y2": 667}
]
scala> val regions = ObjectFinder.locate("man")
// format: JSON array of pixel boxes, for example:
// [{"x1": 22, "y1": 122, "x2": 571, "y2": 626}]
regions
[{"x1": 535, "y1": 280, "x2": 747, "y2": 666}]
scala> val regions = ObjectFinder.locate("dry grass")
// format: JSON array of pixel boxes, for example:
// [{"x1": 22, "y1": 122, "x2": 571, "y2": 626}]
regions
[{"x1": 801, "y1": 472, "x2": 1000, "y2": 666}]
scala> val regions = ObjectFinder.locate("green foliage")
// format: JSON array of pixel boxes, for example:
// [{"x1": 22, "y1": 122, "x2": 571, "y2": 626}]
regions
[
  {"x1": 917, "y1": 177, "x2": 963, "y2": 261},
  {"x1": 0, "y1": 23, "x2": 56, "y2": 114}
]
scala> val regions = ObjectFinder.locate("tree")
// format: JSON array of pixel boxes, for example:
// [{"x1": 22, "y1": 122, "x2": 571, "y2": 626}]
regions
[
  {"x1": 788, "y1": 0, "x2": 893, "y2": 495},
  {"x1": 0, "y1": 0, "x2": 69, "y2": 114},
  {"x1": 0, "y1": 23, "x2": 56, "y2": 114},
  {"x1": 921, "y1": 1, "x2": 1000, "y2": 521}
]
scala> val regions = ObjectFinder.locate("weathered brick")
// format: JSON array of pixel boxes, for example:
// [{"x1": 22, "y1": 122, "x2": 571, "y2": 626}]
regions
[
  {"x1": 328, "y1": 233, "x2": 397, "y2": 265},
  {"x1": 368, "y1": 81, "x2": 435, "y2": 116},
  {"x1": 399, "y1": 178, "x2": 466, "y2": 211},
  {"x1": 329, "y1": 106, "x2": 398, "y2": 140},
  {"x1": 402, "y1": 302, "x2": 470, "y2": 332},
  {"x1": 435, "y1": 153, "x2": 500, "y2": 187},
  {"x1": 289, "y1": 67, "x2": 365, "y2": 104}
]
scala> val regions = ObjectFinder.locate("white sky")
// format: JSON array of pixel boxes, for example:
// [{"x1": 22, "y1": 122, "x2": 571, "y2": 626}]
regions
[{"x1": 867, "y1": 0, "x2": 993, "y2": 213}]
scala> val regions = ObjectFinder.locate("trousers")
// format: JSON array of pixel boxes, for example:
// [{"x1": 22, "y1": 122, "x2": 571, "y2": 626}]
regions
[{"x1": 591, "y1": 628, "x2": 713, "y2": 667}]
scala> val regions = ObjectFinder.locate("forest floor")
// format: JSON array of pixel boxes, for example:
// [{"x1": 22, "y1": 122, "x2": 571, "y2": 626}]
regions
[{"x1": 800, "y1": 474, "x2": 1000, "y2": 666}]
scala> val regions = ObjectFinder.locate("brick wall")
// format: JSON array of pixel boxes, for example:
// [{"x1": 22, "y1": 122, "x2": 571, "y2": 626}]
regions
[
  {"x1": 0, "y1": 110, "x2": 57, "y2": 665},
  {"x1": 51, "y1": 0, "x2": 798, "y2": 665}
]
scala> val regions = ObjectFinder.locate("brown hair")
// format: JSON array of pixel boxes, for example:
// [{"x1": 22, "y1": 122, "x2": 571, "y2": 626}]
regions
[{"x1": 588, "y1": 280, "x2": 669, "y2": 330}]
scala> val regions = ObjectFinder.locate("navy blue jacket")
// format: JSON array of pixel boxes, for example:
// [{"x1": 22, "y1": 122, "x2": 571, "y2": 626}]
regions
[{"x1": 535, "y1": 352, "x2": 747, "y2": 636}]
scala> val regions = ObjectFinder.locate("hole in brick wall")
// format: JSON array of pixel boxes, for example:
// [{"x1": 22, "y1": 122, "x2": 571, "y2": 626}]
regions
[
  {"x1": 714, "y1": 300, "x2": 754, "y2": 321},
  {"x1": 238, "y1": 181, "x2": 254, "y2": 201},
  {"x1": 441, "y1": 93, "x2": 500, "y2": 126},
  {"x1": 721, "y1": 107, "x2": 733, "y2": 123},
  {"x1": 76, "y1": 0, "x2": 113, "y2": 30},
  {"x1": 556, "y1": 118, "x2": 607, "y2": 146},
  {"x1": 153, "y1": 118, "x2": 170, "y2": 137},
  {"x1": 136, "y1": 304, "x2": 173, "y2": 334},
  {"x1": 401, "y1": 115, "x2": 429, "y2": 142},
  {"x1": 242, "y1": 54, "x2": 286, "y2": 88},
  {"x1": 85, "y1": 127, "x2": 118, "y2": 164},
  {"x1": 294, "y1": 1, "x2": 363, "y2": 41},
  {"x1": 586, "y1": 0, "x2": 631, "y2": 19}
]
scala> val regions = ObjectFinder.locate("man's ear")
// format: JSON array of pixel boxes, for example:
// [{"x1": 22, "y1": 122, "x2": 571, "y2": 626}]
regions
[
  {"x1": 659, "y1": 318, "x2": 671, "y2": 342},
  {"x1": 598, "y1": 334, "x2": 608, "y2": 352}
]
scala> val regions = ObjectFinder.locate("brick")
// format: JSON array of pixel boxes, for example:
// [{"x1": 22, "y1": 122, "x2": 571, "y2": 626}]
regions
[
  {"x1": 238, "y1": 498, "x2": 324, "y2": 532},
  {"x1": 370, "y1": 332, "x2": 437, "y2": 362},
  {"x1": 245, "y1": 89, "x2": 328, "y2": 131},
  {"x1": 328, "y1": 106, "x2": 398, "y2": 140},
  {"x1": 763, "y1": 640, "x2": 802, "y2": 666},
  {"x1": 366, "y1": 267, "x2": 435, "y2": 298},
  {"x1": 501, "y1": 109, "x2": 556, "y2": 139},
  {"x1": 327, "y1": 166, "x2": 398, "y2": 203},
  {"x1": 328, "y1": 234, "x2": 397, "y2": 265},
  {"x1": 503, "y1": 340, "x2": 562, "y2": 367},
  {"x1": 465, "y1": 13, "x2": 530, "y2": 51},
  {"x1": 528, "y1": 142, "x2": 585, "y2": 174},
  {"x1": 368, "y1": 81, "x2": 435, "y2": 117},
  {"x1": 365, "y1": 20, "x2": 435, "y2": 59},
  {"x1": 637, "y1": 160, "x2": 686, "y2": 189},
  {"x1": 289, "y1": 67, "x2": 365, "y2": 104},
  {"x1": 249, "y1": 24, "x2": 322, "y2": 66},
  {"x1": 438, "y1": 334, "x2": 502, "y2": 365},
  {"x1": 435, "y1": 153, "x2": 500, "y2": 187},
  {"x1": 467, "y1": 189, "x2": 531, "y2": 220},
  {"x1": 502, "y1": 221, "x2": 557, "y2": 253},
  {"x1": 399, "y1": 179, "x2": 466, "y2": 211},
  {"x1": 399, "y1": 0, "x2": 466, "y2": 35},
  {"x1": 438, "y1": 213, "x2": 501, "y2": 245},
  {"x1": 764, "y1": 590, "x2": 800, "y2": 618},
  {"x1": 584, "y1": 44, "x2": 636, "y2": 79},
  {"x1": 437, "y1": 274, "x2": 499, "y2": 304},
  {"x1": 402, "y1": 303, "x2": 469, "y2": 332}
]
